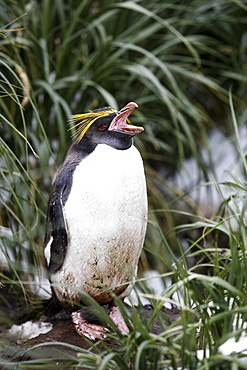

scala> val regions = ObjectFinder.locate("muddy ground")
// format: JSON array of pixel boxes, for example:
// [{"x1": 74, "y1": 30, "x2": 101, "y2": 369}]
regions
[{"x1": 0, "y1": 284, "x2": 180, "y2": 369}]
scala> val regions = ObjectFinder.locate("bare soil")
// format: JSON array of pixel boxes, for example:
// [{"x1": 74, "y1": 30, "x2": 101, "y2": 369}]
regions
[{"x1": 0, "y1": 284, "x2": 180, "y2": 369}]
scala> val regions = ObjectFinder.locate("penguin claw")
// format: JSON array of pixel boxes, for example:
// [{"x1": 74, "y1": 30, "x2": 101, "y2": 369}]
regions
[
  {"x1": 109, "y1": 305, "x2": 130, "y2": 333},
  {"x1": 71, "y1": 311, "x2": 109, "y2": 340}
]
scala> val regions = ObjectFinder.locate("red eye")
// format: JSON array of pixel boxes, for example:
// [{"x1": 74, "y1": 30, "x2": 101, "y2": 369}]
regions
[{"x1": 99, "y1": 125, "x2": 107, "y2": 130}]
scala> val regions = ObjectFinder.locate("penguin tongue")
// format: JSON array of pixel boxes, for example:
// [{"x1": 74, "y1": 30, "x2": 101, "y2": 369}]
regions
[{"x1": 108, "y1": 102, "x2": 144, "y2": 136}]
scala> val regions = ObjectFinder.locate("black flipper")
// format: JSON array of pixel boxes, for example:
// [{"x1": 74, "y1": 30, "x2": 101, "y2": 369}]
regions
[
  {"x1": 44, "y1": 174, "x2": 70, "y2": 274},
  {"x1": 44, "y1": 143, "x2": 96, "y2": 274}
]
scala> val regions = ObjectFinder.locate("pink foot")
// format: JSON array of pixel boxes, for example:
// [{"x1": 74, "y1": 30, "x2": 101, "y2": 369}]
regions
[
  {"x1": 109, "y1": 306, "x2": 129, "y2": 333},
  {"x1": 71, "y1": 311, "x2": 109, "y2": 340}
]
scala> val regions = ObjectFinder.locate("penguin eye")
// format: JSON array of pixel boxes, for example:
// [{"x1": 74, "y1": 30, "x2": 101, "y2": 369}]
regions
[{"x1": 99, "y1": 124, "x2": 107, "y2": 131}]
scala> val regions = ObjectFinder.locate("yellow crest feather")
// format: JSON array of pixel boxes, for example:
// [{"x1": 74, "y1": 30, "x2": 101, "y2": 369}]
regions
[{"x1": 69, "y1": 107, "x2": 117, "y2": 142}]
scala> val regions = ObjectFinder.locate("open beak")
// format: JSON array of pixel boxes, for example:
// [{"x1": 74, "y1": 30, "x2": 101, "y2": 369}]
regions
[{"x1": 108, "y1": 102, "x2": 144, "y2": 136}]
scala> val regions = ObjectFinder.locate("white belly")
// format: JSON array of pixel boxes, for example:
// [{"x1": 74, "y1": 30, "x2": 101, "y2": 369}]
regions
[{"x1": 51, "y1": 144, "x2": 147, "y2": 304}]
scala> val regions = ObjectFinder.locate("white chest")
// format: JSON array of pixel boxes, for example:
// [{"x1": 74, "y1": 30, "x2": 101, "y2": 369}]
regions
[{"x1": 52, "y1": 144, "x2": 148, "y2": 303}]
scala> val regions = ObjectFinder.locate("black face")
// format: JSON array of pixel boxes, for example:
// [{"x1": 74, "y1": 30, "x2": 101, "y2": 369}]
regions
[{"x1": 82, "y1": 113, "x2": 133, "y2": 150}]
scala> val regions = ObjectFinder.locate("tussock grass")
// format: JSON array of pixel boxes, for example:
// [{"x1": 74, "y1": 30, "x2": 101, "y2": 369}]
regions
[{"x1": 0, "y1": 0, "x2": 247, "y2": 368}]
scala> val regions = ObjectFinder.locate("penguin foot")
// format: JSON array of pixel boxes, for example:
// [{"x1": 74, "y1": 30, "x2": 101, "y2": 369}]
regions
[
  {"x1": 71, "y1": 311, "x2": 109, "y2": 340},
  {"x1": 109, "y1": 305, "x2": 129, "y2": 333}
]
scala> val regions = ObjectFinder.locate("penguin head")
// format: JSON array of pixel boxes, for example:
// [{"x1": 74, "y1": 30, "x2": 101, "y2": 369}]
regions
[{"x1": 70, "y1": 102, "x2": 144, "y2": 150}]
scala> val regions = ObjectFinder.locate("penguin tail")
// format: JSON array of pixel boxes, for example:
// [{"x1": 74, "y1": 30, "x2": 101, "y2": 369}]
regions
[{"x1": 12, "y1": 290, "x2": 68, "y2": 325}]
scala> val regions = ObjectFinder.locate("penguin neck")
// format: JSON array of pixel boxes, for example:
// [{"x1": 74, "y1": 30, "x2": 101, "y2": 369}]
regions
[
  {"x1": 103, "y1": 132, "x2": 134, "y2": 150},
  {"x1": 75, "y1": 133, "x2": 134, "y2": 152}
]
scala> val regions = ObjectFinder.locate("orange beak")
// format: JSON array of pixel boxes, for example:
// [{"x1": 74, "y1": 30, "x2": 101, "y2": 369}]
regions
[{"x1": 108, "y1": 102, "x2": 144, "y2": 136}]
